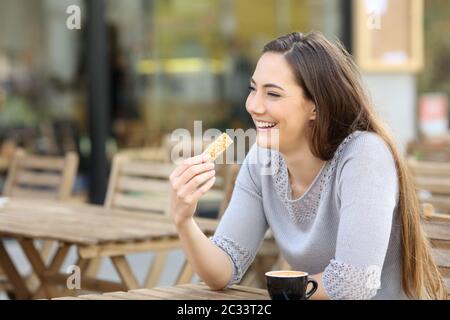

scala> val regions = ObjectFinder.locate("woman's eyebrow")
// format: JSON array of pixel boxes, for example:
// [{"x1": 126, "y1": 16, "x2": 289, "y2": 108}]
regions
[{"x1": 250, "y1": 78, "x2": 285, "y2": 91}]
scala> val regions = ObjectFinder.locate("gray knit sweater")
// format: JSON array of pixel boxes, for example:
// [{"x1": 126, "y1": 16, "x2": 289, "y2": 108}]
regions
[{"x1": 210, "y1": 131, "x2": 408, "y2": 300}]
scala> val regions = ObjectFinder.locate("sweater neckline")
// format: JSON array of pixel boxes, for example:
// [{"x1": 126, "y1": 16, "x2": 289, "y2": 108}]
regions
[
  {"x1": 285, "y1": 161, "x2": 328, "y2": 202},
  {"x1": 272, "y1": 131, "x2": 362, "y2": 224}
]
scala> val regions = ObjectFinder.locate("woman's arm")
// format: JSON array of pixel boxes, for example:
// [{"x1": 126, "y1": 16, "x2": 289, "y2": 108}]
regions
[
  {"x1": 321, "y1": 134, "x2": 398, "y2": 299},
  {"x1": 309, "y1": 273, "x2": 329, "y2": 300},
  {"x1": 175, "y1": 217, "x2": 233, "y2": 290},
  {"x1": 170, "y1": 146, "x2": 268, "y2": 290},
  {"x1": 169, "y1": 154, "x2": 233, "y2": 290}
]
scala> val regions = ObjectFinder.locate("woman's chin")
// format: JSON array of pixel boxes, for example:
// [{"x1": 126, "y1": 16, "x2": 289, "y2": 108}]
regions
[
  {"x1": 256, "y1": 137, "x2": 279, "y2": 150},
  {"x1": 256, "y1": 128, "x2": 280, "y2": 149}
]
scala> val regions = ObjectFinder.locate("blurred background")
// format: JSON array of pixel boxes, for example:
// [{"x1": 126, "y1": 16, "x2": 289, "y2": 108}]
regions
[{"x1": 0, "y1": 0, "x2": 449, "y2": 204}]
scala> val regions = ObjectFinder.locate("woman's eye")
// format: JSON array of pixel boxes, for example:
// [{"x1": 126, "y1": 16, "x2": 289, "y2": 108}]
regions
[{"x1": 247, "y1": 87, "x2": 280, "y2": 97}]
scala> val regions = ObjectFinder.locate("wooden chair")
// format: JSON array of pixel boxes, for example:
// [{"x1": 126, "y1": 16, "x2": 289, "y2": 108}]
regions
[
  {"x1": 104, "y1": 154, "x2": 174, "y2": 214},
  {"x1": 86, "y1": 154, "x2": 201, "y2": 289},
  {"x1": 0, "y1": 149, "x2": 79, "y2": 296},
  {"x1": 79, "y1": 154, "x2": 175, "y2": 288},
  {"x1": 408, "y1": 157, "x2": 450, "y2": 214},
  {"x1": 3, "y1": 149, "x2": 79, "y2": 200},
  {"x1": 420, "y1": 203, "x2": 450, "y2": 298},
  {"x1": 218, "y1": 164, "x2": 241, "y2": 219},
  {"x1": 88, "y1": 140, "x2": 231, "y2": 286},
  {"x1": 407, "y1": 135, "x2": 450, "y2": 163},
  {"x1": 117, "y1": 147, "x2": 170, "y2": 163}
]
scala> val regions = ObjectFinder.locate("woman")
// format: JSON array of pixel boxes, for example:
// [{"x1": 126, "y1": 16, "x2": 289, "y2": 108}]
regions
[{"x1": 169, "y1": 31, "x2": 447, "y2": 299}]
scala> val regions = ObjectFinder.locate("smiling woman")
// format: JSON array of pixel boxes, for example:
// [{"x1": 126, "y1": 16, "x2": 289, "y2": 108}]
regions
[
  {"x1": 169, "y1": 31, "x2": 447, "y2": 300},
  {"x1": 246, "y1": 52, "x2": 318, "y2": 156}
]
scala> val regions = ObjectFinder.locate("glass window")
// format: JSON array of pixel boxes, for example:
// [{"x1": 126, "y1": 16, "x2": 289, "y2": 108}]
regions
[{"x1": 105, "y1": 0, "x2": 345, "y2": 147}]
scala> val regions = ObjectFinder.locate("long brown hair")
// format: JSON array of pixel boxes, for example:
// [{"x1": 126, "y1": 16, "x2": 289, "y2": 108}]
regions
[{"x1": 263, "y1": 31, "x2": 447, "y2": 299}]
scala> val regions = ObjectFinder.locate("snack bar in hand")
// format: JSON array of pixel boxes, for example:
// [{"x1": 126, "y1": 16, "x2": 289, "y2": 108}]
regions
[{"x1": 202, "y1": 133, "x2": 233, "y2": 161}]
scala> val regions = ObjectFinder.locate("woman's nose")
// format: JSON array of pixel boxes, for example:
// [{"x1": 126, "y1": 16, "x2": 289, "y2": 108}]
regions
[{"x1": 246, "y1": 94, "x2": 266, "y2": 114}]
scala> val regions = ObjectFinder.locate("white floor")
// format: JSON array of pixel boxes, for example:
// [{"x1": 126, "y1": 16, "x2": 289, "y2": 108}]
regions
[{"x1": 0, "y1": 239, "x2": 199, "y2": 300}]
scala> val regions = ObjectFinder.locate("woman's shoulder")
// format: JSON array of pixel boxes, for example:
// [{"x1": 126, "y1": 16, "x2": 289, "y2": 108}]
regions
[
  {"x1": 335, "y1": 130, "x2": 397, "y2": 174},
  {"x1": 239, "y1": 144, "x2": 282, "y2": 188},
  {"x1": 341, "y1": 131, "x2": 394, "y2": 159}
]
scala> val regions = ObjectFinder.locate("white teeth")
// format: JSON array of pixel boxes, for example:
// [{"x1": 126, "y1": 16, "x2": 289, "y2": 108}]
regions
[{"x1": 255, "y1": 121, "x2": 277, "y2": 128}]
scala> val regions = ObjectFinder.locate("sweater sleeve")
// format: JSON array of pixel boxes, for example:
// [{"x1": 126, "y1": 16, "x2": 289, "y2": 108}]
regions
[
  {"x1": 210, "y1": 145, "x2": 269, "y2": 286},
  {"x1": 322, "y1": 133, "x2": 399, "y2": 300}
]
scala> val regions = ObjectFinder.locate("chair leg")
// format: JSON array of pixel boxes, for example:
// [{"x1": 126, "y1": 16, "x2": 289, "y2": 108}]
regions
[
  {"x1": 85, "y1": 258, "x2": 103, "y2": 278},
  {"x1": 0, "y1": 273, "x2": 16, "y2": 300},
  {"x1": 176, "y1": 260, "x2": 194, "y2": 284},
  {"x1": 111, "y1": 256, "x2": 140, "y2": 290},
  {"x1": 144, "y1": 251, "x2": 168, "y2": 288},
  {"x1": 25, "y1": 240, "x2": 55, "y2": 291},
  {"x1": 18, "y1": 238, "x2": 55, "y2": 299},
  {"x1": 241, "y1": 253, "x2": 280, "y2": 288},
  {"x1": 0, "y1": 240, "x2": 32, "y2": 299},
  {"x1": 40, "y1": 240, "x2": 55, "y2": 263}
]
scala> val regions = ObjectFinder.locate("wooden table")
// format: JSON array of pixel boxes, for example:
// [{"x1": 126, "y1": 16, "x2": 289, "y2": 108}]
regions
[
  {"x1": 51, "y1": 283, "x2": 269, "y2": 300},
  {"x1": 0, "y1": 198, "x2": 218, "y2": 300}
]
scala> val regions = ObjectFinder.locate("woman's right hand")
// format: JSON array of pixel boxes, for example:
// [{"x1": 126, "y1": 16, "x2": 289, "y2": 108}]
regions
[{"x1": 169, "y1": 154, "x2": 216, "y2": 227}]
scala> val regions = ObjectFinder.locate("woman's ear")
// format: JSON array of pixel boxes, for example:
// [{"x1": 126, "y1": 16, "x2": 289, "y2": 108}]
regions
[{"x1": 309, "y1": 104, "x2": 317, "y2": 121}]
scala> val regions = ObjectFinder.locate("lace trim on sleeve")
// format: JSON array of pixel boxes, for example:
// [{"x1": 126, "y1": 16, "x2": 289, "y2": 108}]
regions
[
  {"x1": 322, "y1": 259, "x2": 382, "y2": 300},
  {"x1": 209, "y1": 235, "x2": 254, "y2": 286}
]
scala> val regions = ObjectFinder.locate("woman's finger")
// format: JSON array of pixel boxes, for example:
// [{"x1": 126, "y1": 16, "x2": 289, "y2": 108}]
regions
[
  {"x1": 189, "y1": 176, "x2": 216, "y2": 203},
  {"x1": 176, "y1": 169, "x2": 216, "y2": 198},
  {"x1": 170, "y1": 154, "x2": 210, "y2": 180},
  {"x1": 172, "y1": 161, "x2": 215, "y2": 190}
]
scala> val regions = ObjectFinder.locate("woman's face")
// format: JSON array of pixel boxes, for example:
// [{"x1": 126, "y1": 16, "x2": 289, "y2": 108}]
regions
[{"x1": 246, "y1": 52, "x2": 316, "y2": 153}]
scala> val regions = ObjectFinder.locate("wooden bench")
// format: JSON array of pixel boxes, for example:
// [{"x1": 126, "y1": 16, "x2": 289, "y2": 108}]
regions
[
  {"x1": 421, "y1": 204, "x2": 450, "y2": 298},
  {"x1": 408, "y1": 157, "x2": 450, "y2": 215}
]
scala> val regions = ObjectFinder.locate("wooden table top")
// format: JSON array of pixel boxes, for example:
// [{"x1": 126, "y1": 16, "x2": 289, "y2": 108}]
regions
[
  {"x1": 51, "y1": 283, "x2": 269, "y2": 300},
  {"x1": 0, "y1": 198, "x2": 218, "y2": 245}
]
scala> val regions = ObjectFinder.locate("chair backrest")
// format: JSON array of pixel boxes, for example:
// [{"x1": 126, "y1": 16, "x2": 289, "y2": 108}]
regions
[
  {"x1": 104, "y1": 154, "x2": 176, "y2": 214},
  {"x1": 420, "y1": 204, "x2": 450, "y2": 296},
  {"x1": 118, "y1": 147, "x2": 170, "y2": 163},
  {"x1": 407, "y1": 137, "x2": 450, "y2": 162},
  {"x1": 217, "y1": 164, "x2": 241, "y2": 219},
  {"x1": 408, "y1": 157, "x2": 450, "y2": 214},
  {"x1": 3, "y1": 149, "x2": 79, "y2": 200}
]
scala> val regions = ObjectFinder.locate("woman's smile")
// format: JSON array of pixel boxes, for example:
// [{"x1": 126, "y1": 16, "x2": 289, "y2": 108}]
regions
[{"x1": 254, "y1": 119, "x2": 279, "y2": 131}]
